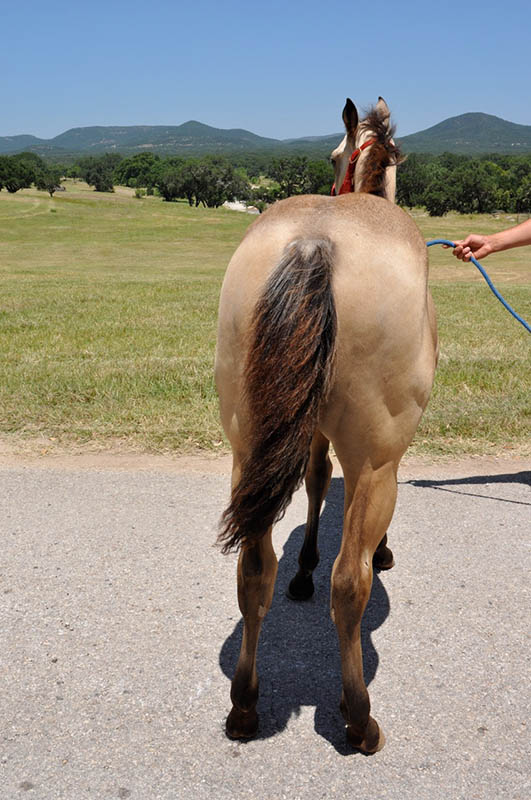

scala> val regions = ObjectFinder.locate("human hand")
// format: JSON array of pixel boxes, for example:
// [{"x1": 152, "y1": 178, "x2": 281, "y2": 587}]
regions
[{"x1": 449, "y1": 234, "x2": 494, "y2": 262}]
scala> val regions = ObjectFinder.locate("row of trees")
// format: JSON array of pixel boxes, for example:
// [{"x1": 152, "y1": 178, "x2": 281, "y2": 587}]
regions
[
  {"x1": 150, "y1": 156, "x2": 250, "y2": 207},
  {"x1": 68, "y1": 152, "x2": 335, "y2": 208},
  {"x1": 0, "y1": 152, "x2": 63, "y2": 196},
  {"x1": 2, "y1": 148, "x2": 531, "y2": 214},
  {"x1": 110, "y1": 152, "x2": 334, "y2": 206},
  {"x1": 398, "y1": 153, "x2": 531, "y2": 215}
]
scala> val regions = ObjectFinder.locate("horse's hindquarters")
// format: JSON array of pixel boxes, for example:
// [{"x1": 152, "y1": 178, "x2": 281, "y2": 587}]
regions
[{"x1": 319, "y1": 240, "x2": 435, "y2": 473}]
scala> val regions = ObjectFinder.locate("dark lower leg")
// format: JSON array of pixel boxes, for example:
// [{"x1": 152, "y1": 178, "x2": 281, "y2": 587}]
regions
[
  {"x1": 288, "y1": 432, "x2": 332, "y2": 601},
  {"x1": 373, "y1": 532, "x2": 395, "y2": 570}
]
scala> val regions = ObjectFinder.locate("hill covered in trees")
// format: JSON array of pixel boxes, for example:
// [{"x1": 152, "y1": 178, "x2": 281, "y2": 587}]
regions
[
  {"x1": 0, "y1": 121, "x2": 302, "y2": 159},
  {"x1": 2, "y1": 113, "x2": 531, "y2": 159},
  {"x1": 398, "y1": 113, "x2": 531, "y2": 154}
]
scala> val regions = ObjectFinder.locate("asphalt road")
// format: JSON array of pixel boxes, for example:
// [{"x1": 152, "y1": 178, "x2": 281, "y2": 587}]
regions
[{"x1": 1, "y1": 456, "x2": 530, "y2": 800}]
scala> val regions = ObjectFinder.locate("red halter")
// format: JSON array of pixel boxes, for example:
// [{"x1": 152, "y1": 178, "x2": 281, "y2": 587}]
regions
[{"x1": 331, "y1": 137, "x2": 377, "y2": 196}]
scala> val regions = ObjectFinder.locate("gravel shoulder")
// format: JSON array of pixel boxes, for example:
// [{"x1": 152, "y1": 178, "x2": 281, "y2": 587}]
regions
[{"x1": 0, "y1": 444, "x2": 528, "y2": 480}]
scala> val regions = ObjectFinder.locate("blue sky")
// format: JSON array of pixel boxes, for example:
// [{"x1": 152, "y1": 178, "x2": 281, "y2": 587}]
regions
[{"x1": 2, "y1": 0, "x2": 530, "y2": 140}]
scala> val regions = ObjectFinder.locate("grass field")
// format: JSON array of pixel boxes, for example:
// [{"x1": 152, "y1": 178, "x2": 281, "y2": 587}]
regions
[{"x1": 0, "y1": 182, "x2": 529, "y2": 458}]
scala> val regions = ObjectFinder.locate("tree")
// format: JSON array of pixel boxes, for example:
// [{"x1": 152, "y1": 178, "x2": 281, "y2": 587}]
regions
[
  {"x1": 113, "y1": 152, "x2": 162, "y2": 188},
  {"x1": 191, "y1": 156, "x2": 249, "y2": 208},
  {"x1": 0, "y1": 153, "x2": 41, "y2": 193},
  {"x1": 35, "y1": 166, "x2": 63, "y2": 197},
  {"x1": 424, "y1": 187, "x2": 453, "y2": 217},
  {"x1": 307, "y1": 160, "x2": 334, "y2": 195},
  {"x1": 178, "y1": 160, "x2": 200, "y2": 205},
  {"x1": 267, "y1": 157, "x2": 310, "y2": 198},
  {"x1": 516, "y1": 176, "x2": 531, "y2": 213},
  {"x1": 155, "y1": 156, "x2": 251, "y2": 207},
  {"x1": 77, "y1": 153, "x2": 122, "y2": 192},
  {"x1": 249, "y1": 198, "x2": 268, "y2": 214},
  {"x1": 507, "y1": 156, "x2": 531, "y2": 187},
  {"x1": 449, "y1": 162, "x2": 498, "y2": 214},
  {"x1": 249, "y1": 185, "x2": 280, "y2": 208},
  {"x1": 66, "y1": 164, "x2": 83, "y2": 181},
  {"x1": 0, "y1": 156, "x2": 9, "y2": 190},
  {"x1": 437, "y1": 152, "x2": 469, "y2": 171},
  {"x1": 228, "y1": 165, "x2": 251, "y2": 204},
  {"x1": 396, "y1": 154, "x2": 429, "y2": 207},
  {"x1": 423, "y1": 163, "x2": 453, "y2": 216},
  {"x1": 156, "y1": 166, "x2": 185, "y2": 201}
]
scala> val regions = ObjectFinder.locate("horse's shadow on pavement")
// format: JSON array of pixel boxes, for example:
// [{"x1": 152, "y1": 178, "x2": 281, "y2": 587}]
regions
[
  {"x1": 219, "y1": 477, "x2": 390, "y2": 755},
  {"x1": 405, "y1": 470, "x2": 531, "y2": 507}
]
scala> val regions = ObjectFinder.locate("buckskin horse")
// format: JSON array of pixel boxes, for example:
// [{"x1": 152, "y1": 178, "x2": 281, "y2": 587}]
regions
[{"x1": 215, "y1": 97, "x2": 438, "y2": 753}]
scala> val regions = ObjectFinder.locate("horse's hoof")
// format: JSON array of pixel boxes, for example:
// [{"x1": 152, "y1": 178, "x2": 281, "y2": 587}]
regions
[
  {"x1": 346, "y1": 716, "x2": 385, "y2": 754},
  {"x1": 373, "y1": 547, "x2": 395, "y2": 571},
  {"x1": 225, "y1": 706, "x2": 259, "y2": 740},
  {"x1": 286, "y1": 572, "x2": 314, "y2": 601}
]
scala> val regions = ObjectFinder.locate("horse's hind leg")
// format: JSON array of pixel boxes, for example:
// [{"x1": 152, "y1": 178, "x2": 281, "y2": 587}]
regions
[
  {"x1": 226, "y1": 527, "x2": 278, "y2": 739},
  {"x1": 287, "y1": 431, "x2": 332, "y2": 601},
  {"x1": 331, "y1": 461, "x2": 398, "y2": 753}
]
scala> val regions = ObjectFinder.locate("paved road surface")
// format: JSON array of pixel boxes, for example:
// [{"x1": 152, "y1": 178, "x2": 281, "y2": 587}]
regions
[{"x1": 1, "y1": 456, "x2": 530, "y2": 799}]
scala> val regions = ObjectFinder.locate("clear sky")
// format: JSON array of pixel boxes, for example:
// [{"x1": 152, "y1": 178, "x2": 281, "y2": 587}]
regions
[{"x1": 2, "y1": 0, "x2": 530, "y2": 141}]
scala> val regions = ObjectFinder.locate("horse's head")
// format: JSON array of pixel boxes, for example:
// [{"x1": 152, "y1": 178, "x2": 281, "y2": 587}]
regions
[{"x1": 330, "y1": 97, "x2": 402, "y2": 202}]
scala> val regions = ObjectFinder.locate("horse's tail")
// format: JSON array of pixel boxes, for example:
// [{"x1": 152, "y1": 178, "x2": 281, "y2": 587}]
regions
[{"x1": 218, "y1": 237, "x2": 337, "y2": 554}]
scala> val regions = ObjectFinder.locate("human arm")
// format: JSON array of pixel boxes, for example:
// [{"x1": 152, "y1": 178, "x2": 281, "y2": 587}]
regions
[{"x1": 449, "y1": 219, "x2": 531, "y2": 261}]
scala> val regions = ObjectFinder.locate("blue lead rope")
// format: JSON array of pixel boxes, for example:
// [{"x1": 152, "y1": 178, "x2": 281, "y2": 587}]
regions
[{"x1": 426, "y1": 239, "x2": 531, "y2": 334}]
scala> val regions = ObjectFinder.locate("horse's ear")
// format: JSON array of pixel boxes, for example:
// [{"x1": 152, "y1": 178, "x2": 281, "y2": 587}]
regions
[
  {"x1": 342, "y1": 98, "x2": 358, "y2": 134},
  {"x1": 376, "y1": 96, "x2": 391, "y2": 127}
]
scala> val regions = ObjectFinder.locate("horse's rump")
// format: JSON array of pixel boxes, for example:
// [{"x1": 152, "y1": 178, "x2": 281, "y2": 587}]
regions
[{"x1": 218, "y1": 238, "x2": 337, "y2": 553}]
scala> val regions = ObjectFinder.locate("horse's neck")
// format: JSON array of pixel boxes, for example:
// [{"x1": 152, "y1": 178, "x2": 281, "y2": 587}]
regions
[
  {"x1": 356, "y1": 163, "x2": 397, "y2": 203},
  {"x1": 384, "y1": 165, "x2": 397, "y2": 204}
]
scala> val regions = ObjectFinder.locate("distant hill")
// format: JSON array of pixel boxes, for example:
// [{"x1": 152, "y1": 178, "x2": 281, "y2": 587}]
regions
[
  {"x1": 1, "y1": 112, "x2": 531, "y2": 158},
  {"x1": 0, "y1": 121, "x2": 281, "y2": 158},
  {"x1": 398, "y1": 112, "x2": 531, "y2": 154},
  {"x1": 0, "y1": 134, "x2": 48, "y2": 152},
  {"x1": 51, "y1": 120, "x2": 281, "y2": 152}
]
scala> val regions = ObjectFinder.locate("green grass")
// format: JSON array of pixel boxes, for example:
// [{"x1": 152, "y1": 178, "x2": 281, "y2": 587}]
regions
[
  {"x1": 0, "y1": 183, "x2": 248, "y2": 451},
  {"x1": 412, "y1": 283, "x2": 529, "y2": 456},
  {"x1": 0, "y1": 187, "x2": 529, "y2": 457},
  {"x1": 411, "y1": 209, "x2": 530, "y2": 456}
]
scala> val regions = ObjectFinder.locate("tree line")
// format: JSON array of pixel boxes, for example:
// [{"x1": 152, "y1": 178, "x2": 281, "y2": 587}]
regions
[
  {"x1": 0, "y1": 150, "x2": 335, "y2": 208},
  {"x1": 98, "y1": 152, "x2": 334, "y2": 207},
  {"x1": 0, "y1": 152, "x2": 63, "y2": 196},
  {"x1": 398, "y1": 152, "x2": 531, "y2": 215},
  {"x1": 1, "y1": 149, "x2": 531, "y2": 214}
]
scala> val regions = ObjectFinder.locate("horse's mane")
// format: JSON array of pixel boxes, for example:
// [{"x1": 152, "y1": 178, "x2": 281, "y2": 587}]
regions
[{"x1": 357, "y1": 106, "x2": 403, "y2": 197}]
